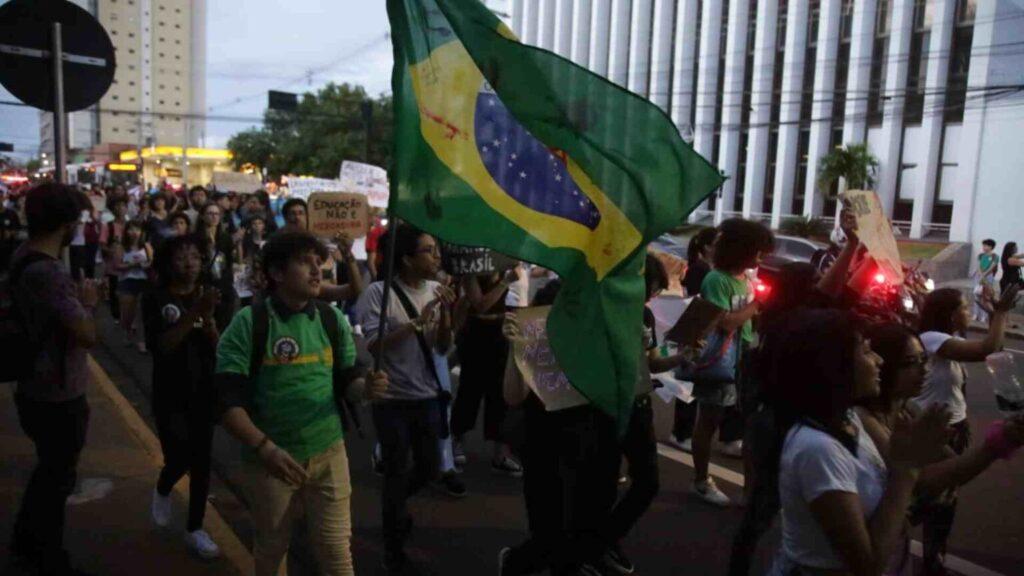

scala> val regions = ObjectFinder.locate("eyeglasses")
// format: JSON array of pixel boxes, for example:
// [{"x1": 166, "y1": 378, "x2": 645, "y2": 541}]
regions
[
  {"x1": 415, "y1": 245, "x2": 440, "y2": 256},
  {"x1": 898, "y1": 355, "x2": 928, "y2": 369}
]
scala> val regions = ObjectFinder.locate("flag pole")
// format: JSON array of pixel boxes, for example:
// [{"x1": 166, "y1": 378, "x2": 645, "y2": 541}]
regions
[{"x1": 373, "y1": 210, "x2": 399, "y2": 372}]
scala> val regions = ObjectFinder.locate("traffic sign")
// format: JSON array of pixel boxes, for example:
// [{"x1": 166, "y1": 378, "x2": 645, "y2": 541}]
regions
[{"x1": 0, "y1": 0, "x2": 116, "y2": 112}]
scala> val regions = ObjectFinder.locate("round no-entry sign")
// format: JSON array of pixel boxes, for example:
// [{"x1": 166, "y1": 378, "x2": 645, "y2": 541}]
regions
[{"x1": 0, "y1": 0, "x2": 116, "y2": 112}]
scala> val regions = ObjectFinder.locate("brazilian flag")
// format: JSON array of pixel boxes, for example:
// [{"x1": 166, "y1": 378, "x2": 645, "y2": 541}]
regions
[{"x1": 387, "y1": 0, "x2": 723, "y2": 427}]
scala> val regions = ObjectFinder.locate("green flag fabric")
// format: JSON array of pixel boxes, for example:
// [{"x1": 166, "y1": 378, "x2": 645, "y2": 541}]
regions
[{"x1": 387, "y1": 0, "x2": 723, "y2": 428}]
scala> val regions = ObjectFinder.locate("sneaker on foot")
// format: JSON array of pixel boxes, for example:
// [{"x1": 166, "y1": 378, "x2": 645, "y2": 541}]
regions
[
  {"x1": 437, "y1": 471, "x2": 467, "y2": 498},
  {"x1": 604, "y1": 544, "x2": 635, "y2": 574},
  {"x1": 719, "y1": 439, "x2": 743, "y2": 458},
  {"x1": 151, "y1": 488, "x2": 173, "y2": 527},
  {"x1": 184, "y1": 529, "x2": 221, "y2": 560},
  {"x1": 491, "y1": 455, "x2": 523, "y2": 478},
  {"x1": 692, "y1": 478, "x2": 732, "y2": 507},
  {"x1": 668, "y1": 434, "x2": 693, "y2": 453},
  {"x1": 579, "y1": 563, "x2": 605, "y2": 576},
  {"x1": 617, "y1": 475, "x2": 629, "y2": 485},
  {"x1": 136, "y1": 341, "x2": 148, "y2": 354},
  {"x1": 453, "y1": 442, "x2": 467, "y2": 467}
]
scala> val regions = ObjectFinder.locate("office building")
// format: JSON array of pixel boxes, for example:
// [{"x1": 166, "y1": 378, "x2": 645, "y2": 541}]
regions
[{"x1": 510, "y1": 0, "x2": 1024, "y2": 248}]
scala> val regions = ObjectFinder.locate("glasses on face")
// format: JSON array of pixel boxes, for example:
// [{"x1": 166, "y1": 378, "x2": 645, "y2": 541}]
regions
[
  {"x1": 898, "y1": 355, "x2": 928, "y2": 369},
  {"x1": 415, "y1": 245, "x2": 440, "y2": 257}
]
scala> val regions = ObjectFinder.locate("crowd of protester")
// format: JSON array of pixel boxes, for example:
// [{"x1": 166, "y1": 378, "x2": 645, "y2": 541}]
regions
[{"x1": 2, "y1": 180, "x2": 1023, "y2": 576}]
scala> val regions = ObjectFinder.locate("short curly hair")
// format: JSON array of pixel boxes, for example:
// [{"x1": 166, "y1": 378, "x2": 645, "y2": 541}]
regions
[
  {"x1": 260, "y1": 230, "x2": 329, "y2": 290},
  {"x1": 712, "y1": 218, "x2": 775, "y2": 272}
]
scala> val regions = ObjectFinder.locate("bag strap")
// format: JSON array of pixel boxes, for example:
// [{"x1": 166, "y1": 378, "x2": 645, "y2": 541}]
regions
[{"x1": 391, "y1": 283, "x2": 443, "y2": 390}]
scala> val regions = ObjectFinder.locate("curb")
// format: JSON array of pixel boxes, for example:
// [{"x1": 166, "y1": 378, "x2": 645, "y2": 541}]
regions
[{"x1": 87, "y1": 356, "x2": 254, "y2": 576}]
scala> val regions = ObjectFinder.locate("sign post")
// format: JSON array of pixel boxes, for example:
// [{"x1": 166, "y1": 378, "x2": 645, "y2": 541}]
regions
[
  {"x1": 0, "y1": 0, "x2": 117, "y2": 183},
  {"x1": 51, "y1": 21, "x2": 66, "y2": 182}
]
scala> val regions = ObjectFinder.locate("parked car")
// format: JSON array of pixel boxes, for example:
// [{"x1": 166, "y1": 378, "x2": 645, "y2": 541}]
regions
[{"x1": 758, "y1": 234, "x2": 827, "y2": 282}]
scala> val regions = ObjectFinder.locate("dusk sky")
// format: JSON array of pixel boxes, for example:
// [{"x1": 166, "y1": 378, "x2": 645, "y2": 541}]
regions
[{"x1": 0, "y1": 0, "x2": 394, "y2": 159}]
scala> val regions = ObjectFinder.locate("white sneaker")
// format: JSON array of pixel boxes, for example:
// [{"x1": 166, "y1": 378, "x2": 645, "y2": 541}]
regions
[
  {"x1": 151, "y1": 488, "x2": 173, "y2": 528},
  {"x1": 719, "y1": 439, "x2": 743, "y2": 458},
  {"x1": 184, "y1": 529, "x2": 221, "y2": 560},
  {"x1": 668, "y1": 434, "x2": 693, "y2": 453},
  {"x1": 692, "y1": 478, "x2": 732, "y2": 507}
]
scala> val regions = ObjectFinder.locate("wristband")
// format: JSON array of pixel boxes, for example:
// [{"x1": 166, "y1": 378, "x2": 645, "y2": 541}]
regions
[{"x1": 983, "y1": 420, "x2": 1019, "y2": 460}]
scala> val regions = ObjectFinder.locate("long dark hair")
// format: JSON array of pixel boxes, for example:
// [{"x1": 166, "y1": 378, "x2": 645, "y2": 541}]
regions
[
  {"x1": 687, "y1": 227, "x2": 717, "y2": 263},
  {"x1": 862, "y1": 323, "x2": 920, "y2": 413},
  {"x1": 1003, "y1": 242, "x2": 1019, "y2": 266},
  {"x1": 918, "y1": 288, "x2": 963, "y2": 335},
  {"x1": 123, "y1": 220, "x2": 146, "y2": 251},
  {"x1": 764, "y1": 308, "x2": 863, "y2": 451}
]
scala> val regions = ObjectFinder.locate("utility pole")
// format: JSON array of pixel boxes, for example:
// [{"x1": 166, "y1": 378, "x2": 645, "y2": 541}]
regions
[{"x1": 51, "y1": 21, "x2": 66, "y2": 183}]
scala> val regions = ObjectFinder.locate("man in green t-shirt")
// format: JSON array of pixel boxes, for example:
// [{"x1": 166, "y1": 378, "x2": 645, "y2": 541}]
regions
[
  {"x1": 978, "y1": 238, "x2": 998, "y2": 286},
  {"x1": 693, "y1": 218, "x2": 774, "y2": 507},
  {"x1": 215, "y1": 231, "x2": 387, "y2": 576}
]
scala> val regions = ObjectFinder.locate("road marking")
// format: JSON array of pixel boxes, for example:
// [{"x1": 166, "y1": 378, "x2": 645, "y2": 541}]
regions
[{"x1": 657, "y1": 442, "x2": 1008, "y2": 576}]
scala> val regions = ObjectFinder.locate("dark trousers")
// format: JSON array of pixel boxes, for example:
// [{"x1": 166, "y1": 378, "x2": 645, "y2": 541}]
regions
[
  {"x1": 372, "y1": 399, "x2": 442, "y2": 554},
  {"x1": 12, "y1": 395, "x2": 90, "y2": 566},
  {"x1": 505, "y1": 397, "x2": 619, "y2": 576},
  {"x1": 728, "y1": 407, "x2": 783, "y2": 576},
  {"x1": 605, "y1": 396, "x2": 659, "y2": 546},
  {"x1": 452, "y1": 320, "x2": 508, "y2": 442},
  {"x1": 672, "y1": 399, "x2": 696, "y2": 440},
  {"x1": 106, "y1": 274, "x2": 120, "y2": 320},
  {"x1": 69, "y1": 244, "x2": 97, "y2": 280},
  {"x1": 154, "y1": 407, "x2": 214, "y2": 532}
]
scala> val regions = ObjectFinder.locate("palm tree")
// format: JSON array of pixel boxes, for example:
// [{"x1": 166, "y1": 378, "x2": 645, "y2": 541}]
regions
[{"x1": 816, "y1": 143, "x2": 880, "y2": 200}]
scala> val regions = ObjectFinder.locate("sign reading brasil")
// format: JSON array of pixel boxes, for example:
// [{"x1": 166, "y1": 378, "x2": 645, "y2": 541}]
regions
[{"x1": 441, "y1": 243, "x2": 517, "y2": 277}]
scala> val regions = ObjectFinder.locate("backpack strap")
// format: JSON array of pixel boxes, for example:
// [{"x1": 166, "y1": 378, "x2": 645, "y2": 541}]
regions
[
  {"x1": 314, "y1": 300, "x2": 363, "y2": 436},
  {"x1": 248, "y1": 298, "x2": 269, "y2": 378}
]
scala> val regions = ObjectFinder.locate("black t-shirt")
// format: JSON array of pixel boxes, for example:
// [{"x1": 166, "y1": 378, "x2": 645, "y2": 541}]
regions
[
  {"x1": 142, "y1": 284, "x2": 233, "y2": 414},
  {"x1": 643, "y1": 305, "x2": 658, "y2": 351},
  {"x1": 683, "y1": 259, "x2": 710, "y2": 297}
]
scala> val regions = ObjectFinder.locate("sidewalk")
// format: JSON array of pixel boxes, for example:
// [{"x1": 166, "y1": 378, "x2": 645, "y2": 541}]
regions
[{"x1": 0, "y1": 357, "x2": 252, "y2": 576}]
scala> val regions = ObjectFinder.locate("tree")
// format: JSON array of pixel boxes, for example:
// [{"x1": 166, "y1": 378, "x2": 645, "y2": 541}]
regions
[
  {"x1": 226, "y1": 129, "x2": 276, "y2": 173},
  {"x1": 816, "y1": 143, "x2": 880, "y2": 199},
  {"x1": 226, "y1": 82, "x2": 393, "y2": 180}
]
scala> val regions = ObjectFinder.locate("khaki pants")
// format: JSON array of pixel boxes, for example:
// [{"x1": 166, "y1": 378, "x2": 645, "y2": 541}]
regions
[{"x1": 245, "y1": 440, "x2": 353, "y2": 576}]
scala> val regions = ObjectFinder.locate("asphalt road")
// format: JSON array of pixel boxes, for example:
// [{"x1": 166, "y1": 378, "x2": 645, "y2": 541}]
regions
[{"x1": 90, "y1": 300, "x2": 1024, "y2": 576}]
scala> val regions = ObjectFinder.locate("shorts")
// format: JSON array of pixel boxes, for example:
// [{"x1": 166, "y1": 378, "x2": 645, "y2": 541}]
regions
[
  {"x1": 692, "y1": 380, "x2": 737, "y2": 407},
  {"x1": 117, "y1": 277, "x2": 148, "y2": 296}
]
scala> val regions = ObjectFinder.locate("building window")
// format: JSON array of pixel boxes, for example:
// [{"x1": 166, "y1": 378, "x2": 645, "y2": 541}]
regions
[
  {"x1": 868, "y1": 2, "x2": 892, "y2": 126},
  {"x1": 905, "y1": 0, "x2": 932, "y2": 124},
  {"x1": 945, "y1": 0, "x2": 976, "y2": 122},
  {"x1": 129, "y1": 32, "x2": 134, "y2": 38}
]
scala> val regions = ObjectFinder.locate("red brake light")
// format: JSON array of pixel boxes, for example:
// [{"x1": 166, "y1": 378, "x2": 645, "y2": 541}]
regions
[{"x1": 874, "y1": 273, "x2": 887, "y2": 285}]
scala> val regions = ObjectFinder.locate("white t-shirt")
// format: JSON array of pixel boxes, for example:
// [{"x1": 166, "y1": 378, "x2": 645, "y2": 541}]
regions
[
  {"x1": 779, "y1": 412, "x2": 888, "y2": 571},
  {"x1": 912, "y1": 331, "x2": 967, "y2": 424},
  {"x1": 505, "y1": 263, "x2": 531, "y2": 308},
  {"x1": 356, "y1": 279, "x2": 443, "y2": 401}
]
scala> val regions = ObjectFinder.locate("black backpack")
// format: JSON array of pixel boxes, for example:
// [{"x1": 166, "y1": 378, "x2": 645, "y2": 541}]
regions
[
  {"x1": 0, "y1": 252, "x2": 55, "y2": 383},
  {"x1": 248, "y1": 299, "x2": 365, "y2": 435}
]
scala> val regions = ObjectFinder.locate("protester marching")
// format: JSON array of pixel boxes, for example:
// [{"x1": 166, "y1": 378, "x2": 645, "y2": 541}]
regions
[{"x1": 3, "y1": 1, "x2": 1024, "y2": 576}]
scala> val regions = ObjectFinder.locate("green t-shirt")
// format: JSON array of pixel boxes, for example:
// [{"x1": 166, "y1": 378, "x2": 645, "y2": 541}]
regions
[
  {"x1": 979, "y1": 253, "x2": 996, "y2": 277},
  {"x1": 216, "y1": 300, "x2": 357, "y2": 461},
  {"x1": 700, "y1": 269, "x2": 754, "y2": 343}
]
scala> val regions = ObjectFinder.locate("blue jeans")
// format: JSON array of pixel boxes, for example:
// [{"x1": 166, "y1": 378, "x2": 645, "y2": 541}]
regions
[{"x1": 372, "y1": 399, "x2": 443, "y2": 554}]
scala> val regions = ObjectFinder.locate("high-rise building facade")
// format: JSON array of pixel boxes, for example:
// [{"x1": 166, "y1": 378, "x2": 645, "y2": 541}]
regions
[
  {"x1": 40, "y1": 0, "x2": 206, "y2": 157},
  {"x1": 510, "y1": 0, "x2": 1024, "y2": 248}
]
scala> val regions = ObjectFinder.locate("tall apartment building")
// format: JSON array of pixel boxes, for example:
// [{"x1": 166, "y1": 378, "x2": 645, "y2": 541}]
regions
[
  {"x1": 40, "y1": 0, "x2": 206, "y2": 158},
  {"x1": 510, "y1": 0, "x2": 1024, "y2": 250}
]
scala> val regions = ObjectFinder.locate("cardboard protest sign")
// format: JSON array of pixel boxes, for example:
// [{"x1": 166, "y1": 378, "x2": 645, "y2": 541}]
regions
[
  {"x1": 286, "y1": 176, "x2": 347, "y2": 201},
  {"x1": 441, "y1": 243, "x2": 517, "y2": 276},
  {"x1": 509, "y1": 306, "x2": 588, "y2": 412},
  {"x1": 664, "y1": 296, "x2": 726, "y2": 347},
  {"x1": 841, "y1": 190, "x2": 904, "y2": 283},
  {"x1": 339, "y1": 160, "x2": 389, "y2": 208},
  {"x1": 307, "y1": 192, "x2": 369, "y2": 239},
  {"x1": 211, "y1": 171, "x2": 262, "y2": 194}
]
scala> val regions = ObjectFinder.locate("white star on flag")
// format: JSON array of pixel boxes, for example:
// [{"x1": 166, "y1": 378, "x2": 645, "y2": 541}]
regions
[
  {"x1": 519, "y1": 171, "x2": 527, "y2": 179},
  {"x1": 554, "y1": 174, "x2": 562, "y2": 182}
]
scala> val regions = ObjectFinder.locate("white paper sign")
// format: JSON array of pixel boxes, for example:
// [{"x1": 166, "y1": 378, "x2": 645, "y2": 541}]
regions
[
  {"x1": 286, "y1": 176, "x2": 347, "y2": 201},
  {"x1": 211, "y1": 171, "x2": 263, "y2": 194},
  {"x1": 339, "y1": 160, "x2": 389, "y2": 208}
]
